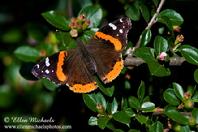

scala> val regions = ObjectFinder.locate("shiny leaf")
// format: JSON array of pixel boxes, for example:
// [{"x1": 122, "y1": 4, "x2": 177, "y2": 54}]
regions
[
  {"x1": 165, "y1": 106, "x2": 189, "y2": 125},
  {"x1": 140, "y1": 29, "x2": 152, "y2": 47},
  {"x1": 79, "y1": 5, "x2": 103, "y2": 27},
  {"x1": 179, "y1": 45, "x2": 198, "y2": 65},
  {"x1": 14, "y1": 46, "x2": 40, "y2": 62},
  {"x1": 173, "y1": 82, "x2": 184, "y2": 101},
  {"x1": 42, "y1": 11, "x2": 70, "y2": 30},
  {"x1": 163, "y1": 88, "x2": 180, "y2": 106},
  {"x1": 154, "y1": 35, "x2": 169, "y2": 55}
]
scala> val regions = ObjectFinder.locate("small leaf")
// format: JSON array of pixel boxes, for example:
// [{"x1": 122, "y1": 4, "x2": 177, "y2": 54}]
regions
[
  {"x1": 134, "y1": 47, "x2": 171, "y2": 77},
  {"x1": 154, "y1": 35, "x2": 168, "y2": 55},
  {"x1": 194, "y1": 69, "x2": 198, "y2": 84},
  {"x1": 83, "y1": 93, "x2": 97, "y2": 112},
  {"x1": 137, "y1": 81, "x2": 145, "y2": 101},
  {"x1": 14, "y1": 46, "x2": 40, "y2": 62},
  {"x1": 192, "y1": 91, "x2": 198, "y2": 102},
  {"x1": 149, "y1": 121, "x2": 163, "y2": 132},
  {"x1": 139, "y1": 3, "x2": 150, "y2": 22},
  {"x1": 173, "y1": 82, "x2": 184, "y2": 101},
  {"x1": 158, "y1": 9, "x2": 184, "y2": 26},
  {"x1": 113, "y1": 111, "x2": 131, "y2": 126},
  {"x1": 140, "y1": 29, "x2": 152, "y2": 47},
  {"x1": 128, "y1": 129, "x2": 141, "y2": 132},
  {"x1": 88, "y1": 116, "x2": 98, "y2": 126},
  {"x1": 179, "y1": 45, "x2": 198, "y2": 65},
  {"x1": 141, "y1": 102, "x2": 155, "y2": 112},
  {"x1": 128, "y1": 96, "x2": 140, "y2": 109},
  {"x1": 42, "y1": 11, "x2": 70, "y2": 30},
  {"x1": 98, "y1": 116, "x2": 110, "y2": 129},
  {"x1": 125, "y1": 4, "x2": 140, "y2": 21},
  {"x1": 96, "y1": 77, "x2": 115, "y2": 97},
  {"x1": 135, "y1": 115, "x2": 148, "y2": 125},
  {"x1": 165, "y1": 106, "x2": 189, "y2": 125},
  {"x1": 41, "y1": 78, "x2": 58, "y2": 91},
  {"x1": 124, "y1": 108, "x2": 135, "y2": 117},
  {"x1": 95, "y1": 92, "x2": 107, "y2": 110},
  {"x1": 192, "y1": 108, "x2": 198, "y2": 124},
  {"x1": 79, "y1": 5, "x2": 103, "y2": 27},
  {"x1": 111, "y1": 98, "x2": 118, "y2": 114},
  {"x1": 163, "y1": 88, "x2": 180, "y2": 106}
]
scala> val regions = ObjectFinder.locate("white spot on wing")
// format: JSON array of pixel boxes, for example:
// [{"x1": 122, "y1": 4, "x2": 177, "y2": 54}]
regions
[
  {"x1": 120, "y1": 18, "x2": 123, "y2": 22},
  {"x1": 119, "y1": 29, "x2": 123, "y2": 33},
  {"x1": 36, "y1": 64, "x2": 39, "y2": 68},
  {"x1": 45, "y1": 69, "x2": 50, "y2": 74},
  {"x1": 108, "y1": 23, "x2": 117, "y2": 30},
  {"x1": 45, "y1": 57, "x2": 50, "y2": 67}
]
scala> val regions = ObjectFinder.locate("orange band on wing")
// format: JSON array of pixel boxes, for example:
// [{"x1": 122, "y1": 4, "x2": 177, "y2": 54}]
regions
[
  {"x1": 69, "y1": 82, "x2": 97, "y2": 93},
  {"x1": 95, "y1": 31, "x2": 122, "y2": 51},
  {"x1": 103, "y1": 60, "x2": 124, "y2": 83},
  {"x1": 56, "y1": 51, "x2": 67, "y2": 81}
]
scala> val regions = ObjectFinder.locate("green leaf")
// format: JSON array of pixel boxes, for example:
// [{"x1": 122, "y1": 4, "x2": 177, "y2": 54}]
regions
[
  {"x1": 96, "y1": 76, "x2": 115, "y2": 97},
  {"x1": 111, "y1": 98, "x2": 118, "y2": 114},
  {"x1": 41, "y1": 78, "x2": 58, "y2": 91},
  {"x1": 141, "y1": 102, "x2": 155, "y2": 112},
  {"x1": 56, "y1": 31, "x2": 76, "y2": 50},
  {"x1": 173, "y1": 82, "x2": 184, "y2": 101},
  {"x1": 95, "y1": 92, "x2": 107, "y2": 111},
  {"x1": 128, "y1": 96, "x2": 140, "y2": 109},
  {"x1": 149, "y1": 121, "x2": 163, "y2": 132},
  {"x1": 139, "y1": 3, "x2": 150, "y2": 22},
  {"x1": 125, "y1": 4, "x2": 140, "y2": 21},
  {"x1": 0, "y1": 85, "x2": 14, "y2": 108},
  {"x1": 98, "y1": 85, "x2": 115, "y2": 97},
  {"x1": 179, "y1": 45, "x2": 198, "y2": 65},
  {"x1": 135, "y1": 47, "x2": 171, "y2": 77},
  {"x1": 14, "y1": 46, "x2": 40, "y2": 62},
  {"x1": 165, "y1": 106, "x2": 189, "y2": 125},
  {"x1": 98, "y1": 116, "x2": 110, "y2": 129},
  {"x1": 121, "y1": 98, "x2": 128, "y2": 110},
  {"x1": 192, "y1": 91, "x2": 198, "y2": 102},
  {"x1": 194, "y1": 69, "x2": 198, "y2": 84},
  {"x1": 88, "y1": 116, "x2": 98, "y2": 126},
  {"x1": 42, "y1": 11, "x2": 70, "y2": 30},
  {"x1": 135, "y1": 115, "x2": 148, "y2": 125},
  {"x1": 113, "y1": 111, "x2": 131, "y2": 126},
  {"x1": 134, "y1": 47, "x2": 155, "y2": 62},
  {"x1": 83, "y1": 93, "x2": 97, "y2": 112},
  {"x1": 140, "y1": 29, "x2": 152, "y2": 47},
  {"x1": 80, "y1": 30, "x2": 95, "y2": 42},
  {"x1": 79, "y1": 5, "x2": 103, "y2": 27},
  {"x1": 128, "y1": 129, "x2": 140, "y2": 132},
  {"x1": 124, "y1": 80, "x2": 131, "y2": 90},
  {"x1": 137, "y1": 81, "x2": 145, "y2": 101},
  {"x1": 163, "y1": 88, "x2": 180, "y2": 106},
  {"x1": 192, "y1": 108, "x2": 198, "y2": 124},
  {"x1": 158, "y1": 9, "x2": 184, "y2": 26},
  {"x1": 154, "y1": 35, "x2": 169, "y2": 55},
  {"x1": 124, "y1": 108, "x2": 135, "y2": 117}
]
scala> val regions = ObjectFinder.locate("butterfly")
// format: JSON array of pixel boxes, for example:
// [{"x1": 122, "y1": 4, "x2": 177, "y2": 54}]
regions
[{"x1": 32, "y1": 17, "x2": 132, "y2": 93}]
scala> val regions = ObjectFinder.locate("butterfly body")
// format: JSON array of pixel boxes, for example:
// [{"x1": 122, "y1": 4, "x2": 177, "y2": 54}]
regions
[{"x1": 32, "y1": 17, "x2": 132, "y2": 93}]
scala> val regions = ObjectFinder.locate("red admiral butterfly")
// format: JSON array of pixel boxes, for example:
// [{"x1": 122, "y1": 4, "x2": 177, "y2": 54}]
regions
[{"x1": 32, "y1": 17, "x2": 132, "y2": 93}]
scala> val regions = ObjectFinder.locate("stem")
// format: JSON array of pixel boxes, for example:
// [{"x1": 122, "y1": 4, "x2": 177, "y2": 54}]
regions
[{"x1": 135, "y1": 0, "x2": 166, "y2": 48}]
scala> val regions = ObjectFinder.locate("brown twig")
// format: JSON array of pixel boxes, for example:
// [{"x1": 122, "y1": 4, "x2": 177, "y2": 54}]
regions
[
  {"x1": 135, "y1": 0, "x2": 166, "y2": 49},
  {"x1": 124, "y1": 56, "x2": 185, "y2": 68}
]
